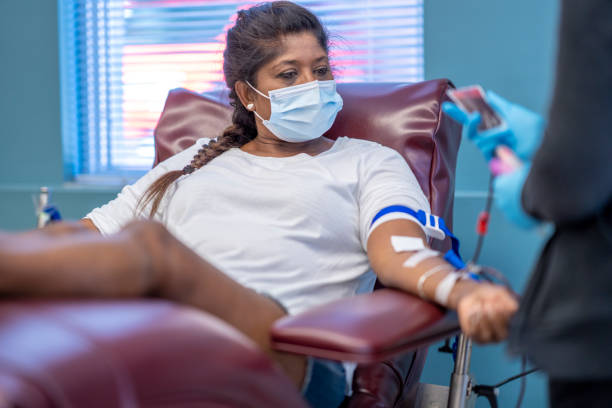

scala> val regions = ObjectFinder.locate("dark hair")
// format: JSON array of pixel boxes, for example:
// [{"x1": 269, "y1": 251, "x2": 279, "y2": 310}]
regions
[{"x1": 138, "y1": 1, "x2": 330, "y2": 216}]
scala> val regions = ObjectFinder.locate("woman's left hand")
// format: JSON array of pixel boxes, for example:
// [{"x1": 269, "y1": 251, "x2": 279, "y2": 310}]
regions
[{"x1": 453, "y1": 283, "x2": 519, "y2": 343}]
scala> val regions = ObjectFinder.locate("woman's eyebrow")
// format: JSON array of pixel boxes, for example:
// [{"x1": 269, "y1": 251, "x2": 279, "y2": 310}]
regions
[
  {"x1": 271, "y1": 56, "x2": 329, "y2": 70},
  {"x1": 272, "y1": 60, "x2": 298, "y2": 69}
]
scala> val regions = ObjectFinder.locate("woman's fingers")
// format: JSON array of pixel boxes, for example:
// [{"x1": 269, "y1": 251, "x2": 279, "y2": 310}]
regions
[
  {"x1": 457, "y1": 285, "x2": 519, "y2": 343},
  {"x1": 485, "y1": 302, "x2": 510, "y2": 342},
  {"x1": 484, "y1": 289, "x2": 517, "y2": 342}
]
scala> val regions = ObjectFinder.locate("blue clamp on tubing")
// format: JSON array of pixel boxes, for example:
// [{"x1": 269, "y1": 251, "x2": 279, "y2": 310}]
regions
[
  {"x1": 42, "y1": 205, "x2": 62, "y2": 223},
  {"x1": 371, "y1": 205, "x2": 466, "y2": 269},
  {"x1": 451, "y1": 336, "x2": 459, "y2": 362}
]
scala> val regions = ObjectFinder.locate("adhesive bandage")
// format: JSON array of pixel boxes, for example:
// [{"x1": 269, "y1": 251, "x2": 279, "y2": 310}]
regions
[
  {"x1": 417, "y1": 264, "x2": 454, "y2": 300},
  {"x1": 434, "y1": 271, "x2": 463, "y2": 306},
  {"x1": 391, "y1": 236, "x2": 425, "y2": 252},
  {"x1": 403, "y1": 249, "x2": 440, "y2": 268}
]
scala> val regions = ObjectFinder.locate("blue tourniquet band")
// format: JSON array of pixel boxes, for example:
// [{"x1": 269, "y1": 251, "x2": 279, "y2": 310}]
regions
[{"x1": 370, "y1": 205, "x2": 466, "y2": 269}]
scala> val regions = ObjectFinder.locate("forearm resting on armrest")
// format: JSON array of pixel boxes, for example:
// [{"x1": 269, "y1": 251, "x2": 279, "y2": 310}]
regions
[
  {"x1": 366, "y1": 218, "x2": 518, "y2": 343},
  {"x1": 366, "y1": 219, "x2": 479, "y2": 309}
]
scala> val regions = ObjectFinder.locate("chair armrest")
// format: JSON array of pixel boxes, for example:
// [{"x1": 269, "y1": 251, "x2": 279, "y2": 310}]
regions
[{"x1": 270, "y1": 289, "x2": 460, "y2": 363}]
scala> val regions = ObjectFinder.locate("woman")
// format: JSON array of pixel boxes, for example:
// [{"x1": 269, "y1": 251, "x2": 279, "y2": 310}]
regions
[{"x1": 6, "y1": 2, "x2": 517, "y2": 407}]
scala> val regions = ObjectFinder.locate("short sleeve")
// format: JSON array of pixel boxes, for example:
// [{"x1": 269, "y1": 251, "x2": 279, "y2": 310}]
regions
[
  {"x1": 358, "y1": 144, "x2": 431, "y2": 250},
  {"x1": 85, "y1": 138, "x2": 210, "y2": 236}
]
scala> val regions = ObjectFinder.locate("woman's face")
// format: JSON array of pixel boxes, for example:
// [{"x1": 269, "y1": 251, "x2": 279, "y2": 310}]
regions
[{"x1": 249, "y1": 31, "x2": 333, "y2": 122}]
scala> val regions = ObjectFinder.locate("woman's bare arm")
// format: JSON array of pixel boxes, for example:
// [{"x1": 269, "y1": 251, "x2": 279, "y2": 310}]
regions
[{"x1": 367, "y1": 218, "x2": 518, "y2": 343}]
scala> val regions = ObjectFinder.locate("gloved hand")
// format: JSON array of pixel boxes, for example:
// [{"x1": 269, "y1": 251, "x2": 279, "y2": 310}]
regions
[
  {"x1": 443, "y1": 90, "x2": 544, "y2": 229},
  {"x1": 442, "y1": 90, "x2": 545, "y2": 161},
  {"x1": 493, "y1": 164, "x2": 539, "y2": 229}
]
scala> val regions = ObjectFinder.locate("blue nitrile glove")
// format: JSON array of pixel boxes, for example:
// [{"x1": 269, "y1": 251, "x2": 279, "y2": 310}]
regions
[
  {"x1": 442, "y1": 102, "x2": 512, "y2": 161},
  {"x1": 442, "y1": 90, "x2": 545, "y2": 161},
  {"x1": 486, "y1": 91, "x2": 545, "y2": 161},
  {"x1": 493, "y1": 164, "x2": 539, "y2": 229}
]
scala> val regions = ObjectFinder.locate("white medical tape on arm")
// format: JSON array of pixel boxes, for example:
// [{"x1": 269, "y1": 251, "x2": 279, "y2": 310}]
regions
[
  {"x1": 417, "y1": 264, "x2": 454, "y2": 300},
  {"x1": 390, "y1": 236, "x2": 425, "y2": 252},
  {"x1": 403, "y1": 249, "x2": 440, "y2": 268},
  {"x1": 434, "y1": 271, "x2": 463, "y2": 306}
]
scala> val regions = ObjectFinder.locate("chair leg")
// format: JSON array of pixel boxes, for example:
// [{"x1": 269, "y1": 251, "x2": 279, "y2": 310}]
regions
[{"x1": 406, "y1": 335, "x2": 478, "y2": 408}]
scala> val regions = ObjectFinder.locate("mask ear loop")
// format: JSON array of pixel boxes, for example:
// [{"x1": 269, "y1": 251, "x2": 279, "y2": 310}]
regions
[{"x1": 245, "y1": 81, "x2": 269, "y2": 122}]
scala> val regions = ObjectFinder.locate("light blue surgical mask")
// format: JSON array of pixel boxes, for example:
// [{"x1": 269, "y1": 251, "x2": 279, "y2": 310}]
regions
[{"x1": 246, "y1": 80, "x2": 343, "y2": 143}]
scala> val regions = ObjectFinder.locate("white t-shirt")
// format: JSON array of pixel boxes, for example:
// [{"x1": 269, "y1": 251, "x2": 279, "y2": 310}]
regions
[{"x1": 86, "y1": 136, "x2": 430, "y2": 315}]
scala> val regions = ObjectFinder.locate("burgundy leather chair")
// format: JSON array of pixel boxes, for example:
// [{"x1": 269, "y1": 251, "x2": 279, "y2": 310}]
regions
[
  {"x1": 0, "y1": 79, "x2": 462, "y2": 407},
  {"x1": 154, "y1": 79, "x2": 463, "y2": 406}
]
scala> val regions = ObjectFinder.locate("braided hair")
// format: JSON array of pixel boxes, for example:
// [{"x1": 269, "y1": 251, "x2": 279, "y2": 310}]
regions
[{"x1": 138, "y1": 1, "x2": 330, "y2": 217}]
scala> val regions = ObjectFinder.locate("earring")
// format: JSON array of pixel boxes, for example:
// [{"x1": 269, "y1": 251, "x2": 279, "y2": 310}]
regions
[{"x1": 246, "y1": 103, "x2": 254, "y2": 110}]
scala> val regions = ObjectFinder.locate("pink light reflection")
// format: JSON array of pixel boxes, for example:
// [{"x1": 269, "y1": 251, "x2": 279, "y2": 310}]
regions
[{"x1": 121, "y1": 42, "x2": 226, "y2": 139}]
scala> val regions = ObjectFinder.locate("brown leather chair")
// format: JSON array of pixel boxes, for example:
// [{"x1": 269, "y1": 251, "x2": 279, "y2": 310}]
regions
[{"x1": 0, "y1": 79, "x2": 462, "y2": 407}]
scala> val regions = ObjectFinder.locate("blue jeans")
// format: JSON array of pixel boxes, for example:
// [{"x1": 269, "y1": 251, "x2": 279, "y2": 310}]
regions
[{"x1": 301, "y1": 357, "x2": 347, "y2": 408}]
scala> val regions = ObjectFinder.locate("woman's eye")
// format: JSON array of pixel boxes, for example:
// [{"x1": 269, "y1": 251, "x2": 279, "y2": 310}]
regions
[
  {"x1": 278, "y1": 71, "x2": 297, "y2": 80},
  {"x1": 315, "y1": 66, "x2": 329, "y2": 76}
]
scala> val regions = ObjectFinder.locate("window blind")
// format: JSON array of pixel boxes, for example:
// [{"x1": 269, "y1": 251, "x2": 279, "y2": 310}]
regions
[{"x1": 59, "y1": 0, "x2": 424, "y2": 179}]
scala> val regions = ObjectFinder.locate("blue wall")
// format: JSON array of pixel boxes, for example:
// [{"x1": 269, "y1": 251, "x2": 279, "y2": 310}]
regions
[
  {"x1": 0, "y1": 0, "x2": 63, "y2": 185},
  {"x1": 0, "y1": 1, "x2": 560, "y2": 406},
  {"x1": 0, "y1": 0, "x2": 118, "y2": 229}
]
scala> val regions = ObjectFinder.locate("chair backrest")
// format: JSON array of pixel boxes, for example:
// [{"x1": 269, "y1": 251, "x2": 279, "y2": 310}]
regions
[{"x1": 152, "y1": 79, "x2": 462, "y2": 406}]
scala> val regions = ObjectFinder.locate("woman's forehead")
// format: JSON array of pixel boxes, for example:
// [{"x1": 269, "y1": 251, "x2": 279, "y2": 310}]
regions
[{"x1": 271, "y1": 32, "x2": 328, "y2": 65}]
